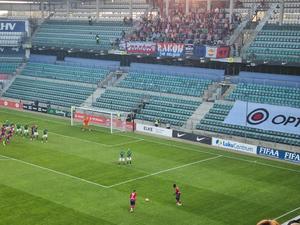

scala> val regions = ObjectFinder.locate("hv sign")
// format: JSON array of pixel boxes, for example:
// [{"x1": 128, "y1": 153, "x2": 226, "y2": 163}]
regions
[
  {"x1": 0, "y1": 21, "x2": 25, "y2": 32},
  {"x1": 224, "y1": 101, "x2": 300, "y2": 135}
]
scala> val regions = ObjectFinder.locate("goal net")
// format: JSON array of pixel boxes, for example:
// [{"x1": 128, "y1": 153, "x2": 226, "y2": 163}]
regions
[{"x1": 70, "y1": 106, "x2": 132, "y2": 134}]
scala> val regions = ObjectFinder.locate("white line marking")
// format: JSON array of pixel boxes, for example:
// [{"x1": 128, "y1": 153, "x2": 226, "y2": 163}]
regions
[
  {"x1": 0, "y1": 154, "x2": 109, "y2": 189},
  {"x1": 49, "y1": 132, "x2": 110, "y2": 147},
  {"x1": 108, "y1": 155, "x2": 222, "y2": 188},
  {"x1": 110, "y1": 139, "x2": 144, "y2": 147},
  {"x1": 227, "y1": 156, "x2": 300, "y2": 174},
  {"x1": 49, "y1": 132, "x2": 143, "y2": 148},
  {"x1": 274, "y1": 206, "x2": 300, "y2": 220},
  {"x1": 143, "y1": 139, "x2": 300, "y2": 174}
]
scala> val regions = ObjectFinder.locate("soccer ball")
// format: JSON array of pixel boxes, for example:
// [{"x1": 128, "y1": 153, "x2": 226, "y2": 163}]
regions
[{"x1": 145, "y1": 198, "x2": 149, "y2": 202}]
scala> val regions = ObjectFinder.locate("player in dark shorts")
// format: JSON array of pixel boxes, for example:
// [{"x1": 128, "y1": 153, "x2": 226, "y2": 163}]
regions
[
  {"x1": 129, "y1": 190, "x2": 137, "y2": 212},
  {"x1": 30, "y1": 125, "x2": 35, "y2": 140},
  {"x1": 173, "y1": 184, "x2": 182, "y2": 206}
]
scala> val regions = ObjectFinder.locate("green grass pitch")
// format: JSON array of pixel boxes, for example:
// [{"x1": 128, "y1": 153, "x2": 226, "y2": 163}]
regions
[{"x1": 0, "y1": 107, "x2": 299, "y2": 225}]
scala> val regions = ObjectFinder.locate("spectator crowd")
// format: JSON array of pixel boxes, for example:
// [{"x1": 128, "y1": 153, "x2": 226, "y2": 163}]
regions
[{"x1": 121, "y1": 8, "x2": 241, "y2": 46}]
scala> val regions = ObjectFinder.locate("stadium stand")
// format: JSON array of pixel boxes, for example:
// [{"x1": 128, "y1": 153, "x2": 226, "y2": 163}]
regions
[
  {"x1": 246, "y1": 24, "x2": 300, "y2": 63},
  {"x1": 3, "y1": 56, "x2": 118, "y2": 108},
  {"x1": 123, "y1": 7, "x2": 237, "y2": 45},
  {"x1": 20, "y1": 61, "x2": 110, "y2": 84},
  {"x1": 3, "y1": 77, "x2": 95, "y2": 108},
  {"x1": 92, "y1": 64, "x2": 224, "y2": 127},
  {"x1": 197, "y1": 72, "x2": 300, "y2": 146},
  {"x1": 197, "y1": 101, "x2": 300, "y2": 146},
  {"x1": 0, "y1": 60, "x2": 22, "y2": 75},
  {"x1": 32, "y1": 20, "x2": 132, "y2": 50}
]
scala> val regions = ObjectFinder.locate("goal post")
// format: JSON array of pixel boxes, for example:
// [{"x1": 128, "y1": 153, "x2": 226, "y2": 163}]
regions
[{"x1": 71, "y1": 106, "x2": 132, "y2": 133}]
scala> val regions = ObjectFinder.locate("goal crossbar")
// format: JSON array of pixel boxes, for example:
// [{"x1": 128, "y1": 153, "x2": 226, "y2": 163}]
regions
[{"x1": 71, "y1": 106, "x2": 130, "y2": 134}]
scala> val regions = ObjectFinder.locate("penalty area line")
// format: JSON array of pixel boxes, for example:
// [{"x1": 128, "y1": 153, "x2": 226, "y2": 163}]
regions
[
  {"x1": 274, "y1": 206, "x2": 300, "y2": 221},
  {"x1": 109, "y1": 139, "x2": 144, "y2": 147},
  {"x1": 0, "y1": 154, "x2": 109, "y2": 189},
  {"x1": 107, "y1": 155, "x2": 222, "y2": 188}
]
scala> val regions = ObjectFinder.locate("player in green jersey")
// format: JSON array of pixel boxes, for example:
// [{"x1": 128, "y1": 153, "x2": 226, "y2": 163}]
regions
[
  {"x1": 119, "y1": 150, "x2": 126, "y2": 165},
  {"x1": 23, "y1": 124, "x2": 29, "y2": 137},
  {"x1": 16, "y1": 124, "x2": 22, "y2": 135},
  {"x1": 126, "y1": 149, "x2": 132, "y2": 164},
  {"x1": 42, "y1": 129, "x2": 48, "y2": 143}
]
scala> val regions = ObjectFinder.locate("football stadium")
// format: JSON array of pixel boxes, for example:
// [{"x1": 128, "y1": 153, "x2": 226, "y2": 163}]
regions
[{"x1": 0, "y1": 1, "x2": 299, "y2": 225}]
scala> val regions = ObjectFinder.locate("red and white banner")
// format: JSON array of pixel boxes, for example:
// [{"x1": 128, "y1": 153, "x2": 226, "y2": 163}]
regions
[
  {"x1": 74, "y1": 112, "x2": 134, "y2": 131},
  {"x1": 126, "y1": 42, "x2": 156, "y2": 55},
  {"x1": 205, "y1": 46, "x2": 217, "y2": 58},
  {"x1": 0, "y1": 99, "x2": 23, "y2": 109}
]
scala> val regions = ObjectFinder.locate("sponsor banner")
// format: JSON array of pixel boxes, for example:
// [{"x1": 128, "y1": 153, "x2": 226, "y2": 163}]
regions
[
  {"x1": 74, "y1": 112, "x2": 133, "y2": 130},
  {"x1": 136, "y1": 123, "x2": 172, "y2": 137},
  {"x1": 257, "y1": 146, "x2": 300, "y2": 164},
  {"x1": 212, "y1": 137, "x2": 257, "y2": 154},
  {"x1": 205, "y1": 46, "x2": 217, "y2": 58},
  {"x1": 23, "y1": 103, "x2": 48, "y2": 113},
  {"x1": 216, "y1": 46, "x2": 230, "y2": 58},
  {"x1": 224, "y1": 101, "x2": 300, "y2": 135},
  {"x1": 0, "y1": 47, "x2": 25, "y2": 54},
  {"x1": 108, "y1": 49, "x2": 127, "y2": 55},
  {"x1": 126, "y1": 42, "x2": 156, "y2": 55},
  {"x1": 0, "y1": 99, "x2": 23, "y2": 109},
  {"x1": 172, "y1": 130, "x2": 212, "y2": 145},
  {"x1": 157, "y1": 42, "x2": 184, "y2": 58},
  {"x1": 0, "y1": 21, "x2": 26, "y2": 32},
  {"x1": 47, "y1": 108, "x2": 71, "y2": 117},
  {"x1": 184, "y1": 44, "x2": 194, "y2": 57},
  {"x1": 193, "y1": 45, "x2": 206, "y2": 58}
]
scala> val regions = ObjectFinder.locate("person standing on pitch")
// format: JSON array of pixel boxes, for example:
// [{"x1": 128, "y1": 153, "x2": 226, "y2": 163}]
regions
[
  {"x1": 173, "y1": 184, "x2": 182, "y2": 206},
  {"x1": 126, "y1": 148, "x2": 132, "y2": 164},
  {"x1": 129, "y1": 190, "x2": 137, "y2": 212}
]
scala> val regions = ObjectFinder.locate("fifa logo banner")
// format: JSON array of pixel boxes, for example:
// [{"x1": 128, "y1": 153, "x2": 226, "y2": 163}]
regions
[
  {"x1": 257, "y1": 146, "x2": 300, "y2": 164},
  {"x1": 157, "y1": 42, "x2": 184, "y2": 57},
  {"x1": 224, "y1": 101, "x2": 300, "y2": 135}
]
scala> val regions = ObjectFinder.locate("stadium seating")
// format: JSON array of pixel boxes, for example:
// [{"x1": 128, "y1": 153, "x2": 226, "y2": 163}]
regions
[
  {"x1": 32, "y1": 20, "x2": 132, "y2": 50},
  {"x1": 227, "y1": 83, "x2": 300, "y2": 108},
  {"x1": 3, "y1": 78, "x2": 95, "y2": 108},
  {"x1": 21, "y1": 62, "x2": 110, "y2": 84},
  {"x1": 117, "y1": 71, "x2": 213, "y2": 97},
  {"x1": 0, "y1": 61, "x2": 21, "y2": 74},
  {"x1": 246, "y1": 24, "x2": 300, "y2": 63},
  {"x1": 93, "y1": 88, "x2": 202, "y2": 127},
  {"x1": 196, "y1": 102, "x2": 300, "y2": 146}
]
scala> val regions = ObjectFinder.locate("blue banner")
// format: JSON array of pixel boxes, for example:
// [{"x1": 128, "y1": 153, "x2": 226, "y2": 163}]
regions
[
  {"x1": 0, "y1": 21, "x2": 25, "y2": 32},
  {"x1": 193, "y1": 45, "x2": 206, "y2": 58},
  {"x1": 257, "y1": 146, "x2": 300, "y2": 164},
  {"x1": 0, "y1": 47, "x2": 25, "y2": 55}
]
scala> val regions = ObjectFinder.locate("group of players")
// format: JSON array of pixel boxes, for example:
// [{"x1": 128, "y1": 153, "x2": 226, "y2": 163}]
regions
[
  {"x1": 119, "y1": 149, "x2": 132, "y2": 165},
  {"x1": 129, "y1": 184, "x2": 182, "y2": 212},
  {"x1": 1, "y1": 120, "x2": 49, "y2": 146}
]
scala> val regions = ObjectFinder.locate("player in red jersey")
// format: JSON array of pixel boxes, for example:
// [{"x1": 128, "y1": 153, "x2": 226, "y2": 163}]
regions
[
  {"x1": 173, "y1": 184, "x2": 182, "y2": 206},
  {"x1": 129, "y1": 190, "x2": 137, "y2": 212}
]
